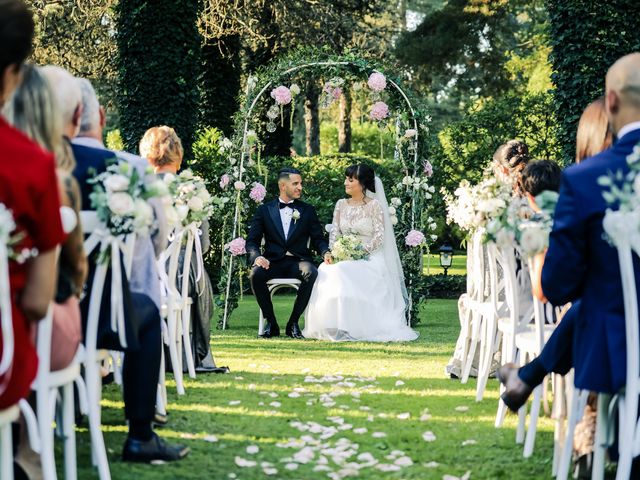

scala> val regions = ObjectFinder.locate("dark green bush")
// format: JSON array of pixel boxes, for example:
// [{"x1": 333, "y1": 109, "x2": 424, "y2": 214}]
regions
[{"x1": 424, "y1": 274, "x2": 466, "y2": 299}]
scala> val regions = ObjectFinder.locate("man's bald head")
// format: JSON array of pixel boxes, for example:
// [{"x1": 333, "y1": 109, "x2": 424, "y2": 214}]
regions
[
  {"x1": 605, "y1": 53, "x2": 640, "y2": 135},
  {"x1": 40, "y1": 65, "x2": 82, "y2": 138}
]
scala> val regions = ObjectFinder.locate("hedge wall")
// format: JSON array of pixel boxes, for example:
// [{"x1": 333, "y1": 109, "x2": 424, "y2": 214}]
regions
[
  {"x1": 115, "y1": 0, "x2": 201, "y2": 154},
  {"x1": 547, "y1": 0, "x2": 640, "y2": 164}
]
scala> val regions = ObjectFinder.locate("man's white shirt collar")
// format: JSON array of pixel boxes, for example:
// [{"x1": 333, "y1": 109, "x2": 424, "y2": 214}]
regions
[{"x1": 617, "y1": 121, "x2": 640, "y2": 141}]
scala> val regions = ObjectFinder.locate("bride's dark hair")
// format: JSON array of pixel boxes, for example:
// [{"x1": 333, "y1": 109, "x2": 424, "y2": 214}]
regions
[{"x1": 345, "y1": 163, "x2": 376, "y2": 193}]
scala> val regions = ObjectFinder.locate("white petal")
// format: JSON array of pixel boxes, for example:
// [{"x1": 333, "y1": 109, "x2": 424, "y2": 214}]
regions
[
  {"x1": 284, "y1": 463, "x2": 299, "y2": 470},
  {"x1": 234, "y1": 456, "x2": 257, "y2": 467},
  {"x1": 423, "y1": 461, "x2": 440, "y2": 468},
  {"x1": 461, "y1": 439, "x2": 477, "y2": 446},
  {"x1": 372, "y1": 432, "x2": 387, "y2": 438},
  {"x1": 395, "y1": 380, "x2": 405, "y2": 387},
  {"x1": 246, "y1": 445, "x2": 259, "y2": 454},
  {"x1": 397, "y1": 412, "x2": 410, "y2": 420},
  {"x1": 422, "y1": 431, "x2": 436, "y2": 442},
  {"x1": 394, "y1": 456, "x2": 414, "y2": 467},
  {"x1": 455, "y1": 406, "x2": 469, "y2": 412},
  {"x1": 203, "y1": 435, "x2": 218, "y2": 443}
]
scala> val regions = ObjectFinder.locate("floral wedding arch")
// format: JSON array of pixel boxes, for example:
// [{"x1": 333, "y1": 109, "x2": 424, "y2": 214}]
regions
[{"x1": 214, "y1": 49, "x2": 437, "y2": 328}]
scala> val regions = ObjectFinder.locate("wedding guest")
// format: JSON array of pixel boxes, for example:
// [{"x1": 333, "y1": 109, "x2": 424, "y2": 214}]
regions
[
  {"x1": 43, "y1": 66, "x2": 189, "y2": 463},
  {"x1": 492, "y1": 139, "x2": 531, "y2": 195},
  {"x1": 575, "y1": 96, "x2": 613, "y2": 163},
  {"x1": 140, "y1": 126, "x2": 224, "y2": 373},
  {"x1": 0, "y1": 0, "x2": 65, "y2": 410}
]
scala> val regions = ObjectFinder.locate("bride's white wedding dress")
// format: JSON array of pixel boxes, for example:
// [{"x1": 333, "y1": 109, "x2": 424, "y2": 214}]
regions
[{"x1": 303, "y1": 179, "x2": 419, "y2": 342}]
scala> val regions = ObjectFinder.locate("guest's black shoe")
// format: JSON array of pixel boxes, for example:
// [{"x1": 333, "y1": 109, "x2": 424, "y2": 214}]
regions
[
  {"x1": 496, "y1": 363, "x2": 534, "y2": 412},
  {"x1": 122, "y1": 432, "x2": 190, "y2": 463},
  {"x1": 260, "y1": 322, "x2": 280, "y2": 338},
  {"x1": 195, "y1": 365, "x2": 230, "y2": 374},
  {"x1": 286, "y1": 322, "x2": 305, "y2": 339}
]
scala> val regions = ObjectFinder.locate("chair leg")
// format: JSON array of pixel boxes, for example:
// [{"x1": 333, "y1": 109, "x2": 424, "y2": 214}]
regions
[
  {"x1": 85, "y1": 361, "x2": 111, "y2": 480},
  {"x1": 38, "y1": 386, "x2": 57, "y2": 480},
  {"x1": 62, "y1": 382, "x2": 77, "y2": 480},
  {"x1": 167, "y1": 308, "x2": 184, "y2": 395},
  {"x1": 258, "y1": 309, "x2": 265, "y2": 336},
  {"x1": 0, "y1": 420, "x2": 13, "y2": 480},
  {"x1": 181, "y1": 303, "x2": 197, "y2": 379},
  {"x1": 461, "y1": 310, "x2": 481, "y2": 383},
  {"x1": 156, "y1": 346, "x2": 168, "y2": 417},
  {"x1": 591, "y1": 393, "x2": 611, "y2": 480},
  {"x1": 516, "y1": 352, "x2": 527, "y2": 445},
  {"x1": 523, "y1": 382, "x2": 543, "y2": 457}
]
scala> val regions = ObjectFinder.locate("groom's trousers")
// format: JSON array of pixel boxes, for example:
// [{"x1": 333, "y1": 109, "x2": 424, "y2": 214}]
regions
[{"x1": 249, "y1": 257, "x2": 318, "y2": 326}]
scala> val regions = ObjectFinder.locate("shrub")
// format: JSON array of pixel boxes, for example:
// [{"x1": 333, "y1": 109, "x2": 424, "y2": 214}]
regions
[{"x1": 425, "y1": 274, "x2": 466, "y2": 299}]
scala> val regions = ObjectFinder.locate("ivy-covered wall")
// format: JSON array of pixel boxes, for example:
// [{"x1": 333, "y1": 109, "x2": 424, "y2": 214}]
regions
[
  {"x1": 547, "y1": 0, "x2": 640, "y2": 165},
  {"x1": 115, "y1": 0, "x2": 201, "y2": 155}
]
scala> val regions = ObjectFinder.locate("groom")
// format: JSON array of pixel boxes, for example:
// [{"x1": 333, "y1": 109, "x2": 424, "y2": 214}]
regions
[{"x1": 247, "y1": 167, "x2": 330, "y2": 339}]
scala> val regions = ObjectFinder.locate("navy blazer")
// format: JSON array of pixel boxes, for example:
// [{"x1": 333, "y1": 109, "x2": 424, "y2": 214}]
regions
[
  {"x1": 71, "y1": 142, "x2": 116, "y2": 209},
  {"x1": 246, "y1": 199, "x2": 329, "y2": 265},
  {"x1": 541, "y1": 128, "x2": 640, "y2": 393}
]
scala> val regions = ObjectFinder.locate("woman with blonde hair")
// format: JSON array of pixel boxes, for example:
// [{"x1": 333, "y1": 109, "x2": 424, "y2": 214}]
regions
[
  {"x1": 140, "y1": 126, "x2": 225, "y2": 374},
  {"x1": 576, "y1": 96, "x2": 613, "y2": 163}
]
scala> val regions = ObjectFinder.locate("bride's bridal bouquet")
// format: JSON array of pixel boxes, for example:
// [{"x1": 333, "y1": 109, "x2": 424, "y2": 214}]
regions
[{"x1": 331, "y1": 235, "x2": 369, "y2": 263}]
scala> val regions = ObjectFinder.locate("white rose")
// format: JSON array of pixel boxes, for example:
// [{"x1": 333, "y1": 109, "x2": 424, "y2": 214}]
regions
[
  {"x1": 133, "y1": 199, "x2": 153, "y2": 231},
  {"x1": 149, "y1": 180, "x2": 169, "y2": 196},
  {"x1": 495, "y1": 229, "x2": 515, "y2": 248},
  {"x1": 424, "y1": 192, "x2": 432, "y2": 200},
  {"x1": 165, "y1": 205, "x2": 180, "y2": 227},
  {"x1": 188, "y1": 196, "x2": 204, "y2": 212},
  {"x1": 104, "y1": 174, "x2": 130, "y2": 192},
  {"x1": 520, "y1": 224, "x2": 548, "y2": 255},
  {"x1": 197, "y1": 189, "x2": 211, "y2": 202},
  {"x1": 107, "y1": 192, "x2": 135, "y2": 216},
  {"x1": 390, "y1": 215, "x2": 398, "y2": 226},
  {"x1": 234, "y1": 181, "x2": 246, "y2": 191},
  {"x1": 179, "y1": 169, "x2": 194, "y2": 180},
  {"x1": 176, "y1": 204, "x2": 189, "y2": 221},
  {"x1": 290, "y1": 83, "x2": 301, "y2": 96},
  {"x1": 388, "y1": 206, "x2": 396, "y2": 215},
  {"x1": 402, "y1": 176, "x2": 413, "y2": 186},
  {"x1": 163, "y1": 173, "x2": 176, "y2": 185},
  {"x1": 391, "y1": 197, "x2": 402, "y2": 207}
]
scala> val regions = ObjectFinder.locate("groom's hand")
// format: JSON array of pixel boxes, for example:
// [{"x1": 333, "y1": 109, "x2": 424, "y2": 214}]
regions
[{"x1": 255, "y1": 256, "x2": 270, "y2": 269}]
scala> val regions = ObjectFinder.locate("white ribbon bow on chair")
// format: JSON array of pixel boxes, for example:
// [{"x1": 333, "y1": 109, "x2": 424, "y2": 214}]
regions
[
  {"x1": 183, "y1": 222, "x2": 205, "y2": 296},
  {"x1": 84, "y1": 228, "x2": 133, "y2": 350}
]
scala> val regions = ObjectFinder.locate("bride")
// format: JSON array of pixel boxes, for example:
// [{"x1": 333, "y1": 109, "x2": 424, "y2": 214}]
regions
[{"x1": 303, "y1": 164, "x2": 419, "y2": 342}]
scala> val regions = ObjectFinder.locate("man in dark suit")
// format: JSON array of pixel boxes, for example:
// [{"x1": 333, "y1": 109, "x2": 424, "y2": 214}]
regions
[
  {"x1": 498, "y1": 53, "x2": 640, "y2": 404},
  {"x1": 247, "y1": 167, "x2": 330, "y2": 339},
  {"x1": 43, "y1": 66, "x2": 188, "y2": 463}
]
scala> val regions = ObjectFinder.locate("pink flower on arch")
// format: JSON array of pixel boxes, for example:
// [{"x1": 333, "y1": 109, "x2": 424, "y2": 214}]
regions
[
  {"x1": 270, "y1": 86, "x2": 292, "y2": 105},
  {"x1": 423, "y1": 160, "x2": 433, "y2": 177},
  {"x1": 249, "y1": 182, "x2": 267, "y2": 203},
  {"x1": 405, "y1": 229, "x2": 426, "y2": 247},
  {"x1": 331, "y1": 87, "x2": 342, "y2": 100},
  {"x1": 219, "y1": 173, "x2": 230, "y2": 189},
  {"x1": 367, "y1": 72, "x2": 387, "y2": 92},
  {"x1": 226, "y1": 237, "x2": 246, "y2": 256},
  {"x1": 370, "y1": 101, "x2": 389, "y2": 121}
]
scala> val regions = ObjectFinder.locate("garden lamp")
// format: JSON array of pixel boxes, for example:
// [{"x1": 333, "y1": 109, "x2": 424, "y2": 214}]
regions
[{"x1": 438, "y1": 244, "x2": 454, "y2": 276}]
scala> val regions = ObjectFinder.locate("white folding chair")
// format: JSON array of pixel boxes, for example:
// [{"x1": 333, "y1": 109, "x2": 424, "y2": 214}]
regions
[
  {"x1": 0, "y1": 404, "x2": 19, "y2": 479},
  {"x1": 257, "y1": 279, "x2": 302, "y2": 335}
]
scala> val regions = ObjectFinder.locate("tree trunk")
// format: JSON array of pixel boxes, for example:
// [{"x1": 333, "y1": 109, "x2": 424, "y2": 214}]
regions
[
  {"x1": 304, "y1": 81, "x2": 320, "y2": 156},
  {"x1": 338, "y1": 89, "x2": 352, "y2": 153}
]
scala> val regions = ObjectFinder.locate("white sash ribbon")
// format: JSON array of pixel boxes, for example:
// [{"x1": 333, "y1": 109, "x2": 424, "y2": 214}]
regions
[
  {"x1": 85, "y1": 228, "x2": 131, "y2": 350},
  {"x1": 184, "y1": 222, "x2": 205, "y2": 296},
  {"x1": 157, "y1": 230, "x2": 183, "y2": 299},
  {"x1": 0, "y1": 241, "x2": 14, "y2": 396}
]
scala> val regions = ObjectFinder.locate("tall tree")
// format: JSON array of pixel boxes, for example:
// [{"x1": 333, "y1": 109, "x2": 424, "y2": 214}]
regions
[
  {"x1": 547, "y1": 0, "x2": 640, "y2": 164},
  {"x1": 304, "y1": 81, "x2": 321, "y2": 156},
  {"x1": 115, "y1": 0, "x2": 201, "y2": 154}
]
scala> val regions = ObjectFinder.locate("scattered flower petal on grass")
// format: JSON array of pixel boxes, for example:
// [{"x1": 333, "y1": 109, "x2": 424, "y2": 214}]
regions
[
  {"x1": 228, "y1": 400, "x2": 241, "y2": 406},
  {"x1": 422, "y1": 431, "x2": 437, "y2": 442},
  {"x1": 263, "y1": 467, "x2": 278, "y2": 475},
  {"x1": 395, "y1": 380, "x2": 405, "y2": 387},
  {"x1": 246, "y1": 445, "x2": 259, "y2": 454},
  {"x1": 353, "y1": 427, "x2": 368, "y2": 434},
  {"x1": 234, "y1": 376, "x2": 243, "y2": 380},
  {"x1": 462, "y1": 439, "x2": 477, "y2": 446},
  {"x1": 269, "y1": 401, "x2": 281, "y2": 408},
  {"x1": 395, "y1": 456, "x2": 414, "y2": 467},
  {"x1": 372, "y1": 432, "x2": 387, "y2": 438},
  {"x1": 420, "y1": 413, "x2": 433, "y2": 421},
  {"x1": 455, "y1": 406, "x2": 469, "y2": 412},
  {"x1": 285, "y1": 463, "x2": 299, "y2": 470},
  {"x1": 376, "y1": 464, "x2": 401, "y2": 472},
  {"x1": 288, "y1": 392, "x2": 301, "y2": 398},
  {"x1": 235, "y1": 456, "x2": 257, "y2": 467},
  {"x1": 397, "y1": 412, "x2": 410, "y2": 420},
  {"x1": 443, "y1": 472, "x2": 471, "y2": 480},
  {"x1": 424, "y1": 461, "x2": 440, "y2": 468},
  {"x1": 203, "y1": 435, "x2": 219, "y2": 443}
]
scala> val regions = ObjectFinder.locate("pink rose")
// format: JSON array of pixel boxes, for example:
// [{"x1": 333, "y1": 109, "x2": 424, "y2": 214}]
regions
[
  {"x1": 405, "y1": 229, "x2": 426, "y2": 247},
  {"x1": 367, "y1": 72, "x2": 387, "y2": 92},
  {"x1": 331, "y1": 87, "x2": 342, "y2": 100},
  {"x1": 249, "y1": 182, "x2": 267, "y2": 203},
  {"x1": 370, "y1": 101, "x2": 389, "y2": 121},
  {"x1": 270, "y1": 86, "x2": 292, "y2": 105},
  {"x1": 219, "y1": 174, "x2": 230, "y2": 189},
  {"x1": 226, "y1": 237, "x2": 246, "y2": 256}
]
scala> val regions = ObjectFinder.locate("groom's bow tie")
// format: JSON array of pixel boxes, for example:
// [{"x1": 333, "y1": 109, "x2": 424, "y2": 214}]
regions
[{"x1": 279, "y1": 201, "x2": 295, "y2": 209}]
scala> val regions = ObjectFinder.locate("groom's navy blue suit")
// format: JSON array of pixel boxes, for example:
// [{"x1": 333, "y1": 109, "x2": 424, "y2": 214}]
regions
[
  {"x1": 247, "y1": 198, "x2": 329, "y2": 329},
  {"x1": 541, "y1": 128, "x2": 640, "y2": 393}
]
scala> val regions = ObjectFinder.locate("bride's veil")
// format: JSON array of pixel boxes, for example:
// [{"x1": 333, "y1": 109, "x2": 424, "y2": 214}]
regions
[{"x1": 367, "y1": 177, "x2": 409, "y2": 318}]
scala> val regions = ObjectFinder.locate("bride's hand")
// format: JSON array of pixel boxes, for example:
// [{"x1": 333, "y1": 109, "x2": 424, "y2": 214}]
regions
[{"x1": 323, "y1": 252, "x2": 333, "y2": 264}]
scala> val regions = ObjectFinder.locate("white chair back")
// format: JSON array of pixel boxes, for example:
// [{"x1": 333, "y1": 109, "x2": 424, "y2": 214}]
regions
[{"x1": 0, "y1": 226, "x2": 14, "y2": 379}]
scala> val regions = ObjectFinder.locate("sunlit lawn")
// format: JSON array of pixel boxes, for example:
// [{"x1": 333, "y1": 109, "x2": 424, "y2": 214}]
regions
[{"x1": 72, "y1": 295, "x2": 554, "y2": 479}]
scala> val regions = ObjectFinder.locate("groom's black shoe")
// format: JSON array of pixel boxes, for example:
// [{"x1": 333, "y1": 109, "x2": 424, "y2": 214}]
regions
[
  {"x1": 286, "y1": 322, "x2": 305, "y2": 339},
  {"x1": 260, "y1": 321, "x2": 280, "y2": 338}
]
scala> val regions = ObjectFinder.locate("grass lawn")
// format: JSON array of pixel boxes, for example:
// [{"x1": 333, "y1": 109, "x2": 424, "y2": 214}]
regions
[
  {"x1": 73, "y1": 295, "x2": 554, "y2": 479},
  {"x1": 423, "y1": 254, "x2": 467, "y2": 276}
]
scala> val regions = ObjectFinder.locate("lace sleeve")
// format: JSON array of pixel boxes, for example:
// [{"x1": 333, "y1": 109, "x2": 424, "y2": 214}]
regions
[
  {"x1": 364, "y1": 200, "x2": 384, "y2": 253},
  {"x1": 329, "y1": 200, "x2": 342, "y2": 248}
]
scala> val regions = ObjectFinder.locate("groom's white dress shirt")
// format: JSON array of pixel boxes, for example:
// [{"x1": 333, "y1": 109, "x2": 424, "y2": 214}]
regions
[{"x1": 278, "y1": 197, "x2": 295, "y2": 239}]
